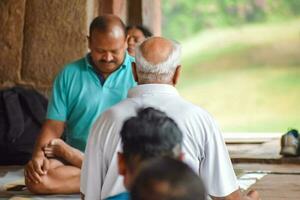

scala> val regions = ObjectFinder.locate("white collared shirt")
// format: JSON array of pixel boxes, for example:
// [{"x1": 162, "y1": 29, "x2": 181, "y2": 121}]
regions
[{"x1": 81, "y1": 84, "x2": 239, "y2": 200}]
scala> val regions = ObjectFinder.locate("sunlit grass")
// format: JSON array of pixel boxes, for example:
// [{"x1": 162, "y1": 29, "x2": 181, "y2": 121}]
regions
[{"x1": 177, "y1": 19, "x2": 300, "y2": 133}]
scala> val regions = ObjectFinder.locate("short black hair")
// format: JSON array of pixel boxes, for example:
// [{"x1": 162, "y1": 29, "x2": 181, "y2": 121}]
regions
[
  {"x1": 131, "y1": 157, "x2": 206, "y2": 200},
  {"x1": 120, "y1": 107, "x2": 182, "y2": 171},
  {"x1": 89, "y1": 15, "x2": 127, "y2": 36},
  {"x1": 126, "y1": 25, "x2": 153, "y2": 37}
]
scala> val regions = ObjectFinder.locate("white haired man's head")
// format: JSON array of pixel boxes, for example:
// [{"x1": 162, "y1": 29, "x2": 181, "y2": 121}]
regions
[{"x1": 133, "y1": 37, "x2": 182, "y2": 84}]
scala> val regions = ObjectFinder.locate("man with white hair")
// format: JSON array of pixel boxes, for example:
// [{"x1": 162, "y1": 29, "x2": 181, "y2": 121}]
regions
[{"x1": 80, "y1": 37, "x2": 260, "y2": 200}]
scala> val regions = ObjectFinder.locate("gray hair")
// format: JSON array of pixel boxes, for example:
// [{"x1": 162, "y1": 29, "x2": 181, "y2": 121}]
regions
[{"x1": 135, "y1": 39, "x2": 182, "y2": 83}]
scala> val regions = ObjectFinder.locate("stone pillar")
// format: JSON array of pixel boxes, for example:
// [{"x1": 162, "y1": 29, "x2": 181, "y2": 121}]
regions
[
  {"x1": 21, "y1": 0, "x2": 89, "y2": 94},
  {"x1": 127, "y1": 0, "x2": 161, "y2": 36},
  {"x1": 127, "y1": 0, "x2": 142, "y2": 25},
  {"x1": 142, "y1": 0, "x2": 161, "y2": 36},
  {"x1": 98, "y1": 0, "x2": 127, "y2": 23},
  {"x1": 0, "y1": 0, "x2": 26, "y2": 87},
  {"x1": 87, "y1": 0, "x2": 100, "y2": 34}
]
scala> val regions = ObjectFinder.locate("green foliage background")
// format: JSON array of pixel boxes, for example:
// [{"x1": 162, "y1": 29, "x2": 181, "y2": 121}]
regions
[
  {"x1": 162, "y1": 0, "x2": 300, "y2": 40},
  {"x1": 161, "y1": 0, "x2": 300, "y2": 132}
]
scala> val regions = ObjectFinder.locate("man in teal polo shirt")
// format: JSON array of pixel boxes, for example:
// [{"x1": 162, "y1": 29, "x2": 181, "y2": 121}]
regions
[{"x1": 24, "y1": 14, "x2": 136, "y2": 194}]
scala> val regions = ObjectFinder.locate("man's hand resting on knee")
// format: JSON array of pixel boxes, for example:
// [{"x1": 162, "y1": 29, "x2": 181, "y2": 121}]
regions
[{"x1": 25, "y1": 154, "x2": 49, "y2": 184}]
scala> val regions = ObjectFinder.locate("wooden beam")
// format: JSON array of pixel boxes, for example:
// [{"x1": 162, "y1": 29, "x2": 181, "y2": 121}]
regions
[
  {"x1": 98, "y1": 0, "x2": 127, "y2": 21},
  {"x1": 142, "y1": 0, "x2": 161, "y2": 35},
  {"x1": 127, "y1": 0, "x2": 161, "y2": 35},
  {"x1": 127, "y1": 0, "x2": 142, "y2": 25}
]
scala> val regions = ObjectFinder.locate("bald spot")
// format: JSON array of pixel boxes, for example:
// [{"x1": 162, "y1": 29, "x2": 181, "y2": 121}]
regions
[
  {"x1": 140, "y1": 37, "x2": 173, "y2": 65},
  {"x1": 90, "y1": 14, "x2": 125, "y2": 40}
]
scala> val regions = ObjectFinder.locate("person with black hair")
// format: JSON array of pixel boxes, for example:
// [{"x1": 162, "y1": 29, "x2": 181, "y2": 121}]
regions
[
  {"x1": 105, "y1": 107, "x2": 184, "y2": 200},
  {"x1": 24, "y1": 14, "x2": 136, "y2": 194},
  {"x1": 131, "y1": 157, "x2": 206, "y2": 200},
  {"x1": 126, "y1": 25, "x2": 153, "y2": 56},
  {"x1": 82, "y1": 37, "x2": 260, "y2": 200}
]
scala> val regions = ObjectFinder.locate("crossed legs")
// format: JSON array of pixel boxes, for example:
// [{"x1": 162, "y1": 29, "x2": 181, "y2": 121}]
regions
[{"x1": 25, "y1": 139, "x2": 83, "y2": 194}]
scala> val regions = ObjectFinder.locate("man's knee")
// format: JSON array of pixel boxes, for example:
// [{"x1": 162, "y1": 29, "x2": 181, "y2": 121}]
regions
[
  {"x1": 25, "y1": 175, "x2": 55, "y2": 194},
  {"x1": 25, "y1": 165, "x2": 81, "y2": 194},
  {"x1": 25, "y1": 159, "x2": 63, "y2": 194}
]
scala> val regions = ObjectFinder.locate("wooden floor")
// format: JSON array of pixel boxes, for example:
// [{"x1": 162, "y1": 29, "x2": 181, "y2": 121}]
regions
[
  {"x1": 1, "y1": 135, "x2": 299, "y2": 199},
  {"x1": 227, "y1": 136, "x2": 300, "y2": 164},
  {"x1": 228, "y1": 135, "x2": 300, "y2": 200},
  {"x1": 248, "y1": 174, "x2": 300, "y2": 200}
]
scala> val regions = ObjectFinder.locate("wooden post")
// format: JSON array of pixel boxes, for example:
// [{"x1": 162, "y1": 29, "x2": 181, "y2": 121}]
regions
[
  {"x1": 127, "y1": 0, "x2": 142, "y2": 25},
  {"x1": 98, "y1": 0, "x2": 127, "y2": 21},
  {"x1": 127, "y1": 0, "x2": 161, "y2": 36},
  {"x1": 142, "y1": 0, "x2": 161, "y2": 35}
]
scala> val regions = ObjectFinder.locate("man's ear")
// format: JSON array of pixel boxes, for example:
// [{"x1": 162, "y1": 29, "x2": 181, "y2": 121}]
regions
[
  {"x1": 178, "y1": 152, "x2": 184, "y2": 161},
  {"x1": 172, "y1": 65, "x2": 181, "y2": 86},
  {"x1": 131, "y1": 62, "x2": 139, "y2": 82},
  {"x1": 117, "y1": 152, "x2": 127, "y2": 176}
]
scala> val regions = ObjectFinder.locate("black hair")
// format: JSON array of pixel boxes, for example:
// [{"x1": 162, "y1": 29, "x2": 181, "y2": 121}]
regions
[
  {"x1": 131, "y1": 157, "x2": 206, "y2": 200},
  {"x1": 89, "y1": 15, "x2": 127, "y2": 37},
  {"x1": 120, "y1": 107, "x2": 182, "y2": 171},
  {"x1": 126, "y1": 25, "x2": 153, "y2": 37}
]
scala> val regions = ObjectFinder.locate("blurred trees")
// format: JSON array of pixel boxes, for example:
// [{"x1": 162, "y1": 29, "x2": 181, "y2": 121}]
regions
[{"x1": 162, "y1": 0, "x2": 300, "y2": 40}]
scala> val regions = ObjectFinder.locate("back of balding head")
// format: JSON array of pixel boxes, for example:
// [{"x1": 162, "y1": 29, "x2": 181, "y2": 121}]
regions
[
  {"x1": 134, "y1": 37, "x2": 181, "y2": 84},
  {"x1": 89, "y1": 14, "x2": 126, "y2": 38},
  {"x1": 140, "y1": 37, "x2": 173, "y2": 65}
]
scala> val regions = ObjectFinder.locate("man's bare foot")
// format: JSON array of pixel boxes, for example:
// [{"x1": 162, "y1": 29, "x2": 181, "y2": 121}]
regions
[
  {"x1": 43, "y1": 139, "x2": 83, "y2": 167},
  {"x1": 43, "y1": 139, "x2": 69, "y2": 159}
]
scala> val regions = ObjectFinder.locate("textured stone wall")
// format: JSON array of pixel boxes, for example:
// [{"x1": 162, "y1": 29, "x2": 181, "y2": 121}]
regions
[
  {"x1": 0, "y1": 0, "x2": 26, "y2": 87},
  {"x1": 0, "y1": 0, "x2": 90, "y2": 96},
  {"x1": 21, "y1": 0, "x2": 88, "y2": 95}
]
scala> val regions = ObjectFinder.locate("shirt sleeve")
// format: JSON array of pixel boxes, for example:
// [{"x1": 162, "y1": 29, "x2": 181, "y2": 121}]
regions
[
  {"x1": 199, "y1": 113, "x2": 239, "y2": 197},
  {"x1": 81, "y1": 111, "x2": 122, "y2": 200},
  {"x1": 81, "y1": 118, "x2": 103, "y2": 200},
  {"x1": 46, "y1": 71, "x2": 68, "y2": 121}
]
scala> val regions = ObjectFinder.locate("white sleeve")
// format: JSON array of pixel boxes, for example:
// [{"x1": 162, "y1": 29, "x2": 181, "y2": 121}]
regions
[
  {"x1": 80, "y1": 110, "x2": 125, "y2": 200},
  {"x1": 80, "y1": 119, "x2": 104, "y2": 200},
  {"x1": 200, "y1": 114, "x2": 239, "y2": 197}
]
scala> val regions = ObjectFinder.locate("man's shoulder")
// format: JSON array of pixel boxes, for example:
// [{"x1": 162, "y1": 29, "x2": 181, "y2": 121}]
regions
[
  {"x1": 62, "y1": 57, "x2": 86, "y2": 73},
  {"x1": 90, "y1": 99, "x2": 136, "y2": 138},
  {"x1": 53, "y1": 57, "x2": 87, "y2": 82},
  {"x1": 169, "y1": 98, "x2": 218, "y2": 131},
  {"x1": 102, "y1": 99, "x2": 136, "y2": 123},
  {"x1": 175, "y1": 97, "x2": 210, "y2": 117}
]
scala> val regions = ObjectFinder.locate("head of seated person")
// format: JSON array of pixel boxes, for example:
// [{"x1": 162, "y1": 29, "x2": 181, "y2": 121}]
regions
[
  {"x1": 126, "y1": 25, "x2": 153, "y2": 56},
  {"x1": 88, "y1": 15, "x2": 128, "y2": 79},
  {"x1": 131, "y1": 157, "x2": 206, "y2": 200},
  {"x1": 132, "y1": 36, "x2": 181, "y2": 86},
  {"x1": 117, "y1": 107, "x2": 183, "y2": 191}
]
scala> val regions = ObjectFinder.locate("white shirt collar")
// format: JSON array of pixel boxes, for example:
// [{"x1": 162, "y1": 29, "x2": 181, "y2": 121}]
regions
[{"x1": 128, "y1": 84, "x2": 179, "y2": 98}]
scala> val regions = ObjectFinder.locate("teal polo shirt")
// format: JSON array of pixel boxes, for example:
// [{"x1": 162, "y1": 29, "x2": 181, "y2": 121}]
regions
[
  {"x1": 47, "y1": 53, "x2": 136, "y2": 152},
  {"x1": 106, "y1": 192, "x2": 129, "y2": 200}
]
